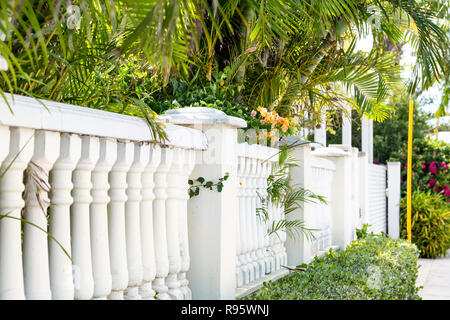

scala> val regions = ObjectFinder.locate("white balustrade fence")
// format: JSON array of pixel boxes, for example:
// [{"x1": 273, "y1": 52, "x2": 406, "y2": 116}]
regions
[
  {"x1": 0, "y1": 98, "x2": 398, "y2": 300},
  {"x1": 235, "y1": 142, "x2": 287, "y2": 289},
  {"x1": 0, "y1": 95, "x2": 206, "y2": 300}
]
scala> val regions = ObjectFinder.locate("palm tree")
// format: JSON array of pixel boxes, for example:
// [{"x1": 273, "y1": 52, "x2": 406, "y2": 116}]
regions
[{"x1": 0, "y1": 0, "x2": 448, "y2": 136}]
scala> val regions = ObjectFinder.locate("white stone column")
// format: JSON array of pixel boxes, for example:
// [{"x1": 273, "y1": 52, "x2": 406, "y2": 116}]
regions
[
  {"x1": 178, "y1": 149, "x2": 196, "y2": 299},
  {"x1": 387, "y1": 162, "x2": 401, "y2": 239},
  {"x1": 0, "y1": 127, "x2": 34, "y2": 299},
  {"x1": 165, "y1": 148, "x2": 184, "y2": 300},
  {"x1": 124, "y1": 142, "x2": 148, "y2": 300},
  {"x1": 90, "y1": 138, "x2": 116, "y2": 299},
  {"x1": 361, "y1": 116, "x2": 373, "y2": 163},
  {"x1": 342, "y1": 105, "x2": 352, "y2": 146},
  {"x1": 161, "y1": 107, "x2": 245, "y2": 300},
  {"x1": 71, "y1": 136, "x2": 99, "y2": 300},
  {"x1": 284, "y1": 138, "x2": 314, "y2": 265},
  {"x1": 152, "y1": 147, "x2": 173, "y2": 300},
  {"x1": 139, "y1": 145, "x2": 161, "y2": 300},
  {"x1": 49, "y1": 133, "x2": 81, "y2": 300},
  {"x1": 23, "y1": 130, "x2": 60, "y2": 300},
  {"x1": 108, "y1": 141, "x2": 134, "y2": 300},
  {"x1": 315, "y1": 145, "x2": 354, "y2": 249},
  {"x1": 314, "y1": 119, "x2": 327, "y2": 146},
  {"x1": 358, "y1": 152, "x2": 369, "y2": 226}
]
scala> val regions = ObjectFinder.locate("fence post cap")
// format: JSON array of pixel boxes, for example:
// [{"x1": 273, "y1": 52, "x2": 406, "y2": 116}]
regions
[{"x1": 161, "y1": 107, "x2": 247, "y2": 128}]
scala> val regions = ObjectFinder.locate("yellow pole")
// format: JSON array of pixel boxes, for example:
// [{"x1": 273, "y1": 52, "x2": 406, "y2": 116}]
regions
[{"x1": 406, "y1": 99, "x2": 414, "y2": 242}]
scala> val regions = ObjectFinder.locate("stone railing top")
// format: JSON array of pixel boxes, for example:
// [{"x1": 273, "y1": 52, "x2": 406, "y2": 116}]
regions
[
  {"x1": 0, "y1": 94, "x2": 207, "y2": 150},
  {"x1": 312, "y1": 146, "x2": 350, "y2": 157},
  {"x1": 161, "y1": 107, "x2": 247, "y2": 128},
  {"x1": 275, "y1": 134, "x2": 312, "y2": 148},
  {"x1": 237, "y1": 142, "x2": 279, "y2": 162}
]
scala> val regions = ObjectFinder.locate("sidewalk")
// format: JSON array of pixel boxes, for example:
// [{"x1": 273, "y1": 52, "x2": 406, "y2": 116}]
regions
[{"x1": 417, "y1": 250, "x2": 450, "y2": 300}]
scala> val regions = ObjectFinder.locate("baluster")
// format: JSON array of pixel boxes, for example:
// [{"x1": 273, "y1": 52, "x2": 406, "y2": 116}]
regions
[
  {"x1": 165, "y1": 148, "x2": 184, "y2": 300},
  {"x1": 243, "y1": 153, "x2": 255, "y2": 283},
  {"x1": 49, "y1": 133, "x2": 81, "y2": 299},
  {"x1": 23, "y1": 130, "x2": 60, "y2": 299},
  {"x1": 259, "y1": 149, "x2": 272, "y2": 274},
  {"x1": 139, "y1": 145, "x2": 161, "y2": 300},
  {"x1": 178, "y1": 149, "x2": 196, "y2": 299},
  {"x1": 248, "y1": 155, "x2": 260, "y2": 280},
  {"x1": 236, "y1": 153, "x2": 245, "y2": 287},
  {"x1": 108, "y1": 141, "x2": 133, "y2": 300},
  {"x1": 0, "y1": 127, "x2": 34, "y2": 299},
  {"x1": 124, "y1": 142, "x2": 148, "y2": 300},
  {"x1": 152, "y1": 147, "x2": 173, "y2": 300},
  {"x1": 90, "y1": 138, "x2": 116, "y2": 299},
  {"x1": 254, "y1": 154, "x2": 266, "y2": 277},
  {"x1": 263, "y1": 158, "x2": 275, "y2": 273},
  {"x1": 71, "y1": 136, "x2": 99, "y2": 299}
]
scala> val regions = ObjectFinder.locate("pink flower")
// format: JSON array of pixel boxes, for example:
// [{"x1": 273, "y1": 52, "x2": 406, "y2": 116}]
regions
[
  {"x1": 435, "y1": 186, "x2": 440, "y2": 192},
  {"x1": 440, "y1": 162, "x2": 448, "y2": 169},
  {"x1": 428, "y1": 179, "x2": 436, "y2": 187},
  {"x1": 443, "y1": 186, "x2": 450, "y2": 196},
  {"x1": 433, "y1": 152, "x2": 436, "y2": 156},
  {"x1": 250, "y1": 110, "x2": 257, "y2": 117},
  {"x1": 422, "y1": 164, "x2": 426, "y2": 169},
  {"x1": 429, "y1": 163, "x2": 438, "y2": 175}
]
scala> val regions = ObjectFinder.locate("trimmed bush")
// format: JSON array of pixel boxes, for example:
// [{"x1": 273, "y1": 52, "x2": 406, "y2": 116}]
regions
[
  {"x1": 246, "y1": 235, "x2": 420, "y2": 300},
  {"x1": 400, "y1": 190, "x2": 450, "y2": 258}
]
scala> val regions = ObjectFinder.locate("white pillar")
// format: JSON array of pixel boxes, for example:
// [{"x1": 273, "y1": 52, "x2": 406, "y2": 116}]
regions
[
  {"x1": 71, "y1": 136, "x2": 99, "y2": 300},
  {"x1": 359, "y1": 152, "x2": 369, "y2": 226},
  {"x1": 342, "y1": 106, "x2": 352, "y2": 146},
  {"x1": 361, "y1": 117, "x2": 373, "y2": 163},
  {"x1": 152, "y1": 148, "x2": 173, "y2": 300},
  {"x1": 285, "y1": 140, "x2": 314, "y2": 265},
  {"x1": 49, "y1": 133, "x2": 81, "y2": 300},
  {"x1": 23, "y1": 130, "x2": 60, "y2": 300},
  {"x1": 139, "y1": 145, "x2": 161, "y2": 300},
  {"x1": 124, "y1": 143, "x2": 148, "y2": 300},
  {"x1": 314, "y1": 119, "x2": 327, "y2": 146},
  {"x1": 108, "y1": 141, "x2": 133, "y2": 300},
  {"x1": 90, "y1": 138, "x2": 116, "y2": 299},
  {"x1": 316, "y1": 145, "x2": 354, "y2": 249},
  {"x1": 387, "y1": 162, "x2": 401, "y2": 239},
  {"x1": 0, "y1": 127, "x2": 34, "y2": 299},
  {"x1": 161, "y1": 107, "x2": 245, "y2": 300}
]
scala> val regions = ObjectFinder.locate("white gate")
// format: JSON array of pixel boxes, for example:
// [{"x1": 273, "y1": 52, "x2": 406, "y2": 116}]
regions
[{"x1": 367, "y1": 164, "x2": 387, "y2": 234}]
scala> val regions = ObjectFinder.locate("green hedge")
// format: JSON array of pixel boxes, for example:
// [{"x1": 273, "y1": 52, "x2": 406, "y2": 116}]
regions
[{"x1": 246, "y1": 235, "x2": 421, "y2": 300}]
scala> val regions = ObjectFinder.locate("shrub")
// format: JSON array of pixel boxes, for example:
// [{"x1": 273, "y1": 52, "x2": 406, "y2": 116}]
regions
[
  {"x1": 246, "y1": 235, "x2": 420, "y2": 300},
  {"x1": 400, "y1": 191, "x2": 450, "y2": 258},
  {"x1": 390, "y1": 137, "x2": 450, "y2": 199}
]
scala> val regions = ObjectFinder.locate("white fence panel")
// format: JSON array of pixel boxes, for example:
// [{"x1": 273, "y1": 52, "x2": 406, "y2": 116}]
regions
[
  {"x1": 0, "y1": 94, "x2": 206, "y2": 300},
  {"x1": 309, "y1": 155, "x2": 335, "y2": 256},
  {"x1": 367, "y1": 164, "x2": 387, "y2": 234},
  {"x1": 235, "y1": 142, "x2": 286, "y2": 291}
]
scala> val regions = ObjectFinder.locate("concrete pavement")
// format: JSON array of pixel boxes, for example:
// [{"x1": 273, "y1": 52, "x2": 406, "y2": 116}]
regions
[{"x1": 417, "y1": 250, "x2": 450, "y2": 300}]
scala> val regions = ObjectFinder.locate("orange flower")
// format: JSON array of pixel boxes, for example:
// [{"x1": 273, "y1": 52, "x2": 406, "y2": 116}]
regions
[
  {"x1": 281, "y1": 124, "x2": 289, "y2": 132},
  {"x1": 219, "y1": 81, "x2": 225, "y2": 86}
]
